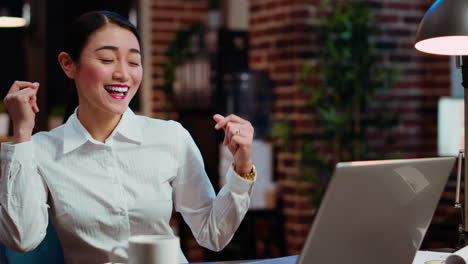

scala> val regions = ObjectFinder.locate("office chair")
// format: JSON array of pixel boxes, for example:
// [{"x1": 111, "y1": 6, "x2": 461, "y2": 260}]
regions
[{"x1": 1, "y1": 221, "x2": 64, "y2": 264}]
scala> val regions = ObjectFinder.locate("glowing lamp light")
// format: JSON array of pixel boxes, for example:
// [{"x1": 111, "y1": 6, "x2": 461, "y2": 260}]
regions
[
  {"x1": 415, "y1": 36, "x2": 468, "y2": 56},
  {"x1": 0, "y1": 4, "x2": 29, "y2": 28},
  {"x1": 0, "y1": 16, "x2": 27, "y2": 28},
  {"x1": 414, "y1": 0, "x2": 468, "y2": 56}
]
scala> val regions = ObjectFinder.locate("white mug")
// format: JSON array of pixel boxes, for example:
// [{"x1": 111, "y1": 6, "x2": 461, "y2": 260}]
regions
[{"x1": 109, "y1": 235, "x2": 180, "y2": 264}]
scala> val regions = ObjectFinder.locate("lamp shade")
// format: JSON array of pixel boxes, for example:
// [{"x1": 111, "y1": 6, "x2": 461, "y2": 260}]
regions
[
  {"x1": 415, "y1": 0, "x2": 468, "y2": 55},
  {"x1": 0, "y1": 6, "x2": 27, "y2": 28}
]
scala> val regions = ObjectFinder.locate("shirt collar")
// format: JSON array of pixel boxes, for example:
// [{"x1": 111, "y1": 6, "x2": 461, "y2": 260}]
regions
[
  {"x1": 114, "y1": 108, "x2": 143, "y2": 144},
  {"x1": 62, "y1": 107, "x2": 143, "y2": 154}
]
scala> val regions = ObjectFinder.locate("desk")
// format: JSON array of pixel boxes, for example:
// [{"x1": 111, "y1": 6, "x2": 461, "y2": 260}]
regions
[
  {"x1": 109, "y1": 256, "x2": 298, "y2": 264},
  {"x1": 191, "y1": 251, "x2": 454, "y2": 264},
  {"x1": 192, "y1": 255, "x2": 298, "y2": 264}
]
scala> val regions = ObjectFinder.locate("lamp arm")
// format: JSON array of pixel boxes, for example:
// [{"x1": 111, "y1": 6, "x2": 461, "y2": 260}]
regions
[
  {"x1": 463, "y1": 56, "x2": 468, "y2": 235},
  {"x1": 456, "y1": 150, "x2": 465, "y2": 249},
  {"x1": 456, "y1": 150, "x2": 464, "y2": 208}
]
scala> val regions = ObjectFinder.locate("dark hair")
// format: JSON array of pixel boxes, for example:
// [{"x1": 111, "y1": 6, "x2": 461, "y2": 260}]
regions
[
  {"x1": 63, "y1": 11, "x2": 140, "y2": 121},
  {"x1": 64, "y1": 10, "x2": 140, "y2": 62}
]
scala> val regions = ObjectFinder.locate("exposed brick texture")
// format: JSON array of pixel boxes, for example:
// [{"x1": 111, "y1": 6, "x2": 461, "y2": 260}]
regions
[
  {"x1": 150, "y1": 0, "x2": 208, "y2": 120},
  {"x1": 150, "y1": 0, "x2": 208, "y2": 261},
  {"x1": 249, "y1": 0, "x2": 323, "y2": 255},
  {"x1": 371, "y1": 0, "x2": 450, "y2": 158},
  {"x1": 150, "y1": 0, "x2": 455, "y2": 259},
  {"x1": 249, "y1": 0, "x2": 452, "y2": 255}
]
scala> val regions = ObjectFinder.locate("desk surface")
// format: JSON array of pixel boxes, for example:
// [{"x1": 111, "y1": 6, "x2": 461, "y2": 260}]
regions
[
  {"x1": 194, "y1": 251, "x2": 453, "y2": 264},
  {"x1": 110, "y1": 256, "x2": 299, "y2": 264},
  {"x1": 192, "y1": 255, "x2": 298, "y2": 264}
]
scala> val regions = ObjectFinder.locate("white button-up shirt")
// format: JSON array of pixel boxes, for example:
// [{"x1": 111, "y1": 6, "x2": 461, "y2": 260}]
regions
[{"x1": 0, "y1": 108, "x2": 255, "y2": 264}]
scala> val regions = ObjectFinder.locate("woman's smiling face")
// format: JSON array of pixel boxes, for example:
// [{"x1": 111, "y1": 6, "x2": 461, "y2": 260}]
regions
[{"x1": 73, "y1": 23, "x2": 142, "y2": 116}]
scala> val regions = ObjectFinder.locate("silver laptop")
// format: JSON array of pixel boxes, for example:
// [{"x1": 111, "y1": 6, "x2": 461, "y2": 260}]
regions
[{"x1": 296, "y1": 157, "x2": 455, "y2": 264}]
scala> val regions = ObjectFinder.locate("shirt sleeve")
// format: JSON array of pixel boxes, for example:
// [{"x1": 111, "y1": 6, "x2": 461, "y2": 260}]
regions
[
  {"x1": 0, "y1": 141, "x2": 49, "y2": 252},
  {"x1": 171, "y1": 123, "x2": 255, "y2": 252}
]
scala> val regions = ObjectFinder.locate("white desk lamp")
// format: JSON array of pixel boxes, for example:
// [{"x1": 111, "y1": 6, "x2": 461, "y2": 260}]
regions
[{"x1": 415, "y1": 0, "x2": 468, "y2": 254}]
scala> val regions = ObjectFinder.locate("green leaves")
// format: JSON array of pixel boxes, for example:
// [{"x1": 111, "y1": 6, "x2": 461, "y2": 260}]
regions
[
  {"x1": 163, "y1": 24, "x2": 202, "y2": 95},
  {"x1": 270, "y1": 116, "x2": 293, "y2": 151},
  {"x1": 308, "y1": 0, "x2": 398, "y2": 162},
  {"x1": 271, "y1": 0, "x2": 399, "y2": 205}
]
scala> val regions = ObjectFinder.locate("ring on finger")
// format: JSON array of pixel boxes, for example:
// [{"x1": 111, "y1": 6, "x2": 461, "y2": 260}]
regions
[{"x1": 235, "y1": 128, "x2": 241, "y2": 136}]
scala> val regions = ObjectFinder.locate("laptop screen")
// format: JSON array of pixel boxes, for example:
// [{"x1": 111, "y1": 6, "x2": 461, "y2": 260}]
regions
[{"x1": 297, "y1": 157, "x2": 455, "y2": 264}]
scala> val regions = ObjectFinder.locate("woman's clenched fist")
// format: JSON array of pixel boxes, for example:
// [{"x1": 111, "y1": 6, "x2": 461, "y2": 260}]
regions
[{"x1": 3, "y1": 81, "x2": 40, "y2": 143}]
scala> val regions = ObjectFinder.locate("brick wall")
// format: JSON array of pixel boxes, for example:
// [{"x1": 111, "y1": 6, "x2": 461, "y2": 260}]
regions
[
  {"x1": 249, "y1": 0, "x2": 323, "y2": 255},
  {"x1": 371, "y1": 0, "x2": 450, "y2": 157},
  {"x1": 150, "y1": 0, "x2": 208, "y2": 120},
  {"x1": 150, "y1": 0, "x2": 455, "y2": 259},
  {"x1": 249, "y1": 0, "x2": 452, "y2": 255},
  {"x1": 150, "y1": 0, "x2": 208, "y2": 261}
]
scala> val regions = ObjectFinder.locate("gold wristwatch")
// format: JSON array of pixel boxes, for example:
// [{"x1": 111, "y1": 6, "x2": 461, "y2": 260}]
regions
[{"x1": 233, "y1": 164, "x2": 256, "y2": 181}]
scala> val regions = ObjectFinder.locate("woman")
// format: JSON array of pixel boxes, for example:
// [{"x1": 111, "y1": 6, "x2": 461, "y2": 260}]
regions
[{"x1": 0, "y1": 11, "x2": 256, "y2": 264}]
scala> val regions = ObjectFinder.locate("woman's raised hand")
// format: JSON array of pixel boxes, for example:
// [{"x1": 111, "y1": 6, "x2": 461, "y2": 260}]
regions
[
  {"x1": 3, "y1": 81, "x2": 40, "y2": 143},
  {"x1": 213, "y1": 114, "x2": 254, "y2": 174}
]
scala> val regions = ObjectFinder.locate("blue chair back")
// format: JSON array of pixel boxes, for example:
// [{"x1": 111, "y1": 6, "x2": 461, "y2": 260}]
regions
[
  {"x1": 1, "y1": 221, "x2": 64, "y2": 264},
  {"x1": 0, "y1": 243, "x2": 7, "y2": 264}
]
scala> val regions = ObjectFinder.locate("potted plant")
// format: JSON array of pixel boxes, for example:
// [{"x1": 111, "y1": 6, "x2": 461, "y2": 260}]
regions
[
  {"x1": 272, "y1": 0, "x2": 399, "y2": 205},
  {"x1": 310, "y1": 0, "x2": 399, "y2": 162},
  {"x1": 0, "y1": 101, "x2": 9, "y2": 137}
]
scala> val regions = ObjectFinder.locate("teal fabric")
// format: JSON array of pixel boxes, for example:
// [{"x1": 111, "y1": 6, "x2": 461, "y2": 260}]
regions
[
  {"x1": 3, "y1": 222, "x2": 64, "y2": 264},
  {"x1": 0, "y1": 243, "x2": 7, "y2": 264}
]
